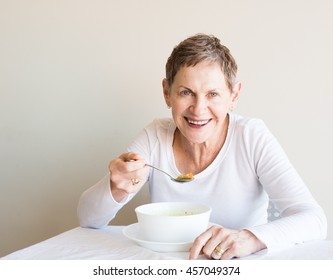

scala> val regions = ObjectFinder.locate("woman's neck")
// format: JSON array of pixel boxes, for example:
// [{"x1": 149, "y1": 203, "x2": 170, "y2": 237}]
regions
[{"x1": 173, "y1": 115, "x2": 229, "y2": 174}]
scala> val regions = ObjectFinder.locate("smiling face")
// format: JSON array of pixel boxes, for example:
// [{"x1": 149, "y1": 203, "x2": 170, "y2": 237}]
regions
[{"x1": 163, "y1": 61, "x2": 241, "y2": 145}]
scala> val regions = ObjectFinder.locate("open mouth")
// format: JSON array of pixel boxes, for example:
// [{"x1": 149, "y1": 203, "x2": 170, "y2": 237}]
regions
[{"x1": 185, "y1": 117, "x2": 211, "y2": 127}]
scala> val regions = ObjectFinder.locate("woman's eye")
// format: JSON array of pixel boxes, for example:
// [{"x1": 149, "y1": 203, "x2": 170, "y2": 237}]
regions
[
  {"x1": 181, "y1": 90, "x2": 192, "y2": 96},
  {"x1": 209, "y1": 92, "x2": 218, "y2": 97}
]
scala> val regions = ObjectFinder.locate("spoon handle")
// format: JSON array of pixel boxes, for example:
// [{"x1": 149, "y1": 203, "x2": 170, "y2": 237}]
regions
[{"x1": 145, "y1": 164, "x2": 174, "y2": 180}]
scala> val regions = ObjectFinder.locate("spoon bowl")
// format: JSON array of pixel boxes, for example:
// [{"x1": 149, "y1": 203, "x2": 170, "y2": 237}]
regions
[{"x1": 145, "y1": 164, "x2": 194, "y2": 183}]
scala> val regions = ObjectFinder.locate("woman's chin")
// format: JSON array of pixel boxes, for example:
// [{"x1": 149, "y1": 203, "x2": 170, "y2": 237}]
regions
[{"x1": 183, "y1": 132, "x2": 211, "y2": 144}]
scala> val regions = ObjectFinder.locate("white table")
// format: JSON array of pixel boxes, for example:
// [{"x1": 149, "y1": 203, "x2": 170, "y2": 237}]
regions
[{"x1": 2, "y1": 226, "x2": 333, "y2": 260}]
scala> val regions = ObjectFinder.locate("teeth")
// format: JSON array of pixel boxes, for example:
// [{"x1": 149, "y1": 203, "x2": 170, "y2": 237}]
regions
[{"x1": 187, "y1": 119, "x2": 209, "y2": 125}]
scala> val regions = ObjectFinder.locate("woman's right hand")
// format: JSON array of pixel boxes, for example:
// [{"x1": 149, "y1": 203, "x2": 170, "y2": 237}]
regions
[{"x1": 108, "y1": 152, "x2": 149, "y2": 202}]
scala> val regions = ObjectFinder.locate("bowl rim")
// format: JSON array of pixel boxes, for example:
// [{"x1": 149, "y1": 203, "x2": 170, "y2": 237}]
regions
[{"x1": 135, "y1": 201, "x2": 212, "y2": 216}]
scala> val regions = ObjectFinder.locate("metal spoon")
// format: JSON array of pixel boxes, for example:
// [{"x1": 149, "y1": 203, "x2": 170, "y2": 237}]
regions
[{"x1": 145, "y1": 164, "x2": 194, "y2": 183}]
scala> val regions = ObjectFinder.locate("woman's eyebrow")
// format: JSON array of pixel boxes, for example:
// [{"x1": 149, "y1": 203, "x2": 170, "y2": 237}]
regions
[
  {"x1": 179, "y1": 86, "x2": 223, "y2": 92},
  {"x1": 178, "y1": 85, "x2": 192, "y2": 90},
  {"x1": 208, "y1": 87, "x2": 223, "y2": 92},
  {"x1": 177, "y1": 85, "x2": 195, "y2": 92},
  {"x1": 177, "y1": 85, "x2": 224, "y2": 93}
]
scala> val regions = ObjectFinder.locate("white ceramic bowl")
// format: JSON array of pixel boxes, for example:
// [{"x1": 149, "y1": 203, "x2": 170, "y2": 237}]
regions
[{"x1": 135, "y1": 202, "x2": 211, "y2": 243}]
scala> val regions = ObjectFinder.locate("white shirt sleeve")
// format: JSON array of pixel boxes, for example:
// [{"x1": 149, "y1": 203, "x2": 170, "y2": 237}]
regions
[
  {"x1": 241, "y1": 119, "x2": 327, "y2": 249},
  {"x1": 76, "y1": 122, "x2": 155, "y2": 229},
  {"x1": 77, "y1": 173, "x2": 133, "y2": 228}
]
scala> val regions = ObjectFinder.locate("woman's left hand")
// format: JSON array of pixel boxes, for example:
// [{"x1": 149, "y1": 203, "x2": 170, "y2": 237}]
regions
[{"x1": 189, "y1": 225, "x2": 266, "y2": 260}]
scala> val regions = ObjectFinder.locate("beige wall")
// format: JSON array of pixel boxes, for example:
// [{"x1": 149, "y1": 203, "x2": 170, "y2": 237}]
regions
[{"x1": 1, "y1": 0, "x2": 332, "y2": 257}]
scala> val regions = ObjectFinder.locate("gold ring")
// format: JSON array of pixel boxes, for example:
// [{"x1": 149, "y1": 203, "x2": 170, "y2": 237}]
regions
[
  {"x1": 215, "y1": 246, "x2": 225, "y2": 254},
  {"x1": 212, "y1": 246, "x2": 225, "y2": 259},
  {"x1": 131, "y1": 178, "x2": 140, "y2": 185}
]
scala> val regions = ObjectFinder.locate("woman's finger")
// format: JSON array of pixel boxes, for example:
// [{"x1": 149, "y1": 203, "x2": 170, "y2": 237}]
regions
[
  {"x1": 189, "y1": 227, "x2": 215, "y2": 259},
  {"x1": 119, "y1": 152, "x2": 141, "y2": 162},
  {"x1": 201, "y1": 227, "x2": 228, "y2": 258},
  {"x1": 113, "y1": 153, "x2": 146, "y2": 173}
]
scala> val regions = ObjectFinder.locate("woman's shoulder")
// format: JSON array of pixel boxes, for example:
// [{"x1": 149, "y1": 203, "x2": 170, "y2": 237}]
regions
[
  {"x1": 135, "y1": 118, "x2": 175, "y2": 145},
  {"x1": 231, "y1": 113, "x2": 271, "y2": 141},
  {"x1": 144, "y1": 118, "x2": 175, "y2": 133},
  {"x1": 232, "y1": 113, "x2": 267, "y2": 131},
  {"x1": 129, "y1": 118, "x2": 174, "y2": 156},
  {"x1": 229, "y1": 114, "x2": 277, "y2": 157}
]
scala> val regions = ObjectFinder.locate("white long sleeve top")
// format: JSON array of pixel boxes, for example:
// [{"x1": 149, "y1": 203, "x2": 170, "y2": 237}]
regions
[{"x1": 77, "y1": 113, "x2": 327, "y2": 250}]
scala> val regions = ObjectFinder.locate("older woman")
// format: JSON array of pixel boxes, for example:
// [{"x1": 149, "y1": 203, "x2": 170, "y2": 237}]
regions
[{"x1": 77, "y1": 34, "x2": 327, "y2": 260}]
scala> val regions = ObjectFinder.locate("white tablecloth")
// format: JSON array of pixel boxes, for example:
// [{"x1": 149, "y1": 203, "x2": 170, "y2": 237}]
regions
[{"x1": 2, "y1": 226, "x2": 333, "y2": 260}]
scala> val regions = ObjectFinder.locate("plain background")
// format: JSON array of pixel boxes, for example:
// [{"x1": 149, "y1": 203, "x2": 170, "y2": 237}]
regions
[{"x1": 1, "y1": 0, "x2": 332, "y2": 257}]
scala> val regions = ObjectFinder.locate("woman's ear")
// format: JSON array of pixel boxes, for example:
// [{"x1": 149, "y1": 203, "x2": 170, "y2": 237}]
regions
[
  {"x1": 230, "y1": 81, "x2": 241, "y2": 111},
  {"x1": 232, "y1": 81, "x2": 241, "y2": 101},
  {"x1": 162, "y1": 79, "x2": 171, "y2": 108}
]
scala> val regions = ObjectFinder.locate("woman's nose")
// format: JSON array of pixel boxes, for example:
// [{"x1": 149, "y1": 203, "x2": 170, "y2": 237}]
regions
[{"x1": 190, "y1": 97, "x2": 207, "y2": 114}]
